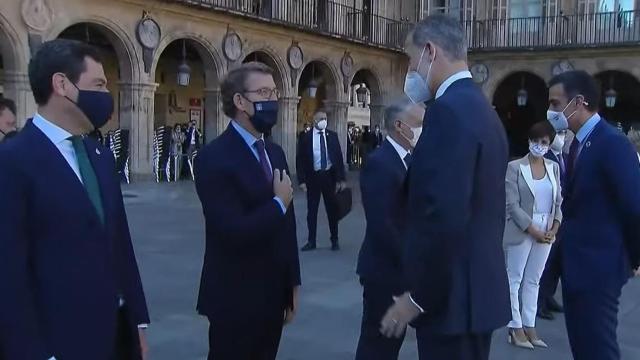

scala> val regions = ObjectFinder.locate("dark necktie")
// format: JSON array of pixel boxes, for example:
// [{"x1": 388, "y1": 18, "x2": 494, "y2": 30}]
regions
[
  {"x1": 319, "y1": 131, "x2": 328, "y2": 170},
  {"x1": 567, "y1": 138, "x2": 580, "y2": 178},
  {"x1": 403, "y1": 153, "x2": 412, "y2": 167},
  {"x1": 557, "y1": 153, "x2": 566, "y2": 177},
  {"x1": 254, "y1": 139, "x2": 273, "y2": 183},
  {"x1": 70, "y1": 136, "x2": 105, "y2": 224}
]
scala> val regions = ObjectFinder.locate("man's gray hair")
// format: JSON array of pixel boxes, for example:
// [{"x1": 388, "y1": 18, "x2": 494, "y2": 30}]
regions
[
  {"x1": 628, "y1": 128, "x2": 640, "y2": 153},
  {"x1": 412, "y1": 14, "x2": 468, "y2": 62},
  {"x1": 383, "y1": 97, "x2": 415, "y2": 132}
]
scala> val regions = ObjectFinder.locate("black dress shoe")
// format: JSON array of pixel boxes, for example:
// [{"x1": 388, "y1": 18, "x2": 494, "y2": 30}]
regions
[
  {"x1": 301, "y1": 243, "x2": 317, "y2": 252},
  {"x1": 547, "y1": 298, "x2": 564, "y2": 313},
  {"x1": 537, "y1": 308, "x2": 555, "y2": 320},
  {"x1": 331, "y1": 243, "x2": 340, "y2": 251}
]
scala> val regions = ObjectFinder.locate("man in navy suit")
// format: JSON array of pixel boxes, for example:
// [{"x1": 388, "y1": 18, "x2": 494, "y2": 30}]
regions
[
  {"x1": 537, "y1": 129, "x2": 568, "y2": 320},
  {"x1": 297, "y1": 111, "x2": 347, "y2": 251},
  {"x1": 356, "y1": 99, "x2": 424, "y2": 360},
  {"x1": 381, "y1": 15, "x2": 510, "y2": 360},
  {"x1": 194, "y1": 62, "x2": 300, "y2": 360},
  {"x1": 0, "y1": 39, "x2": 149, "y2": 360},
  {"x1": 546, "y1": 70, "x2": 640, "y2": 360}
]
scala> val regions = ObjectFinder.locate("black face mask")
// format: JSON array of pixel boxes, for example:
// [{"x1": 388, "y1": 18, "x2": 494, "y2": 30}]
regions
[
  {"x1": 0, "y1": 129, "x2": 18, "y2": 140},
  {"x1": 245, "y1": 100, "x2": 279, "y2": 134},
  {"x1": 65, "y1": 82, "x2": 114, "y2": 130}
]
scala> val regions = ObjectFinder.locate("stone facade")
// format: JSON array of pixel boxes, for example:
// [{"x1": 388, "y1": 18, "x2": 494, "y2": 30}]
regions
[{"x1": 0, "y1": 0, "x2": 410, "y2": 178}]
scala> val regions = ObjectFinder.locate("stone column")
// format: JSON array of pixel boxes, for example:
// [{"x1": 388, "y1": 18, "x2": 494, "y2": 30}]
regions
[
  {"x1": 276, "y1": 96, "x2": 300, "y2": 175},
  {"x1": 324, "y1": 100, "x2": 350, "y2": 163},
  {"x1": 3, "y1": 71, "x2": 36, "y2": 126},
  {"x1": 203, "y1": 88, "x2": 221, "y2": 143},
  {"x1": 119, "y1": 82, "x2": 158, "y2": 180},
  {"x1": 369, "y1": 103, "x2": 385, "y2": 130}
]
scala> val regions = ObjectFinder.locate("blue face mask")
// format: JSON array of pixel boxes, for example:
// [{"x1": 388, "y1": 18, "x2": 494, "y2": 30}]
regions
[
  {"x1": 247, "y1": 100, "x2": 279, "y2": 134},
  {"x1": 404, "y1": 46, "x2": 435, "y2": 104},
  {"x1": 66, "y1": 82, "x2": 114, "y2": 130}
]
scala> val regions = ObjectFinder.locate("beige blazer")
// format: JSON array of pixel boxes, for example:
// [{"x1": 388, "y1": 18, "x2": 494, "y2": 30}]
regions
[{"x1": 503, "y1": 155, "x2": 563, "y2": 247}]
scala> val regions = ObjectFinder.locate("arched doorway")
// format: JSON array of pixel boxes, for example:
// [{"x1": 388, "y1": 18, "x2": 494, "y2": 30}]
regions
[
  {"x1": 595, "y1": 71, "x2": 640, "y2": 132},
  {"x1": 152, "y1": 38, "x2": 220, "y2": 181},
  {"x1": 493, "y1": 72, "x2": 548, "y2": 158},
  {"x1": 348, "y1": 68, "x2": 383, "y2": 168},
  {"x1": 297, "y1": 60, "x2": 338, "y2": 133}
]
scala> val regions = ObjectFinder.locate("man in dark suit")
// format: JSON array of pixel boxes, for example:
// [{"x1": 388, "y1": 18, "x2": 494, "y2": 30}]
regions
[
  {"x1": 381, "y1": 16, "x2": 510, "y2": 360},
  {"x1": 0, "y1": 39, "x2": 149, "y2": 360},
  {"x1": 537, "y1": 129, "x2": 568, "y2": 320},
  {"x1": 372, "y1": 124, "x2": 384, "y2": 149},
  {"x1": 356, "y1": 99, "x2": 424, "y2": 360},
  {"x1": 297, "y1": 111, "x2": 347, "y2": 251},
  {"x1": 547, "y1": 70, "x2": 640, "y2": 360},
  {"x1": 194, "y1": 62, "x2": 300, "y2": 360}
]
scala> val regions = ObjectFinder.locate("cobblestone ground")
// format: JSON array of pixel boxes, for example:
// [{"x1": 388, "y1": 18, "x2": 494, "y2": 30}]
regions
[{"x1": 123, "y1": 173, "x2": 640, "y2": 360}]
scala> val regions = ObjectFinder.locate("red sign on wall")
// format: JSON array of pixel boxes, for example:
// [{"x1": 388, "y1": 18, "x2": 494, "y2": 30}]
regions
[{"x1": 189, "y1": 98, "x2": 202, "y2": 107}]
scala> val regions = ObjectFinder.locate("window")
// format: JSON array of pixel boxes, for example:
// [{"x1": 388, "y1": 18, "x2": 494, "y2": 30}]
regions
[{"x1": 428, "y1": 0, "x2": 475, "y2": 21}]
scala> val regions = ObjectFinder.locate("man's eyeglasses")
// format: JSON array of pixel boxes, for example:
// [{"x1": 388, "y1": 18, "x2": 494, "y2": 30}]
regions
[{"x1": 244, "y1": 88, "x2": 280, "y2": 99}]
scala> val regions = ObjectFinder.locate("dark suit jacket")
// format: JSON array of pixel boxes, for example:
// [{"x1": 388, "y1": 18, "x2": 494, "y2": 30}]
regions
[
  {"x1": 0, "y1": 121, "x2": 149, "y2": 360},
  {"x1": 404, "y1": 78, "x2": 511, "y2": 335},
  {"x1": 184, "y1": 127, "x2": 201, "y2": 149},
  {"x1": 560, "y1": 120, "x2": 640, "y2": 293},
  {"x1": 357, "y1": 140, "x2": 408, "y2": 294},
  {"x1": 545, "y1": 151, "x2": 568, "y2": 191},
  {"x1": 296, "y1": 129, "x2": 346, "y2": 185},
  {"x1": 194, "y1": 124, "x2": 301, "y2": 322}
]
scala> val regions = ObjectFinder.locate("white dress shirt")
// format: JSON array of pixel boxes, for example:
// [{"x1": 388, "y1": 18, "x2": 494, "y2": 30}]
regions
[
  {"x1": 32, "y1": 113, "x2": 83, "y2": 183},
  {"x1": 386, "y1": 136, "x2": 410, "y2": 170},
  {"x1": 312, "y1": 127, "x2": 333, "y2": 171},
  {"x1": 435, "y1": 70, "x2": 473, "y2": 99}
]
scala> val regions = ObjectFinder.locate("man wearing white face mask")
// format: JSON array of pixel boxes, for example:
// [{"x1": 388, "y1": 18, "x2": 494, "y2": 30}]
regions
[
  {"x1": 546, "y1": 70, "x2": 640, "y2": 360},
  {"x1": 380, "y1": 15, "x2": 510, "y2": 360},
  {"x1": 355, "y1": 99, "x2": 425, "y2": 360},
  {"x1": 297, "y1": 111, "x2": 347, "y2": 251}
]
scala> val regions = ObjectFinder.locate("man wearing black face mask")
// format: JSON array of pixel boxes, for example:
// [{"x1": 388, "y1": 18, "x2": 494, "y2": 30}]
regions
[
  {"x1": 194, "y1": 62, "x2": 300, "y2": 360},
  {"x1": 0, "y1": 39, "x2": 150, "y2": 360},
  {"x1": 0, "y1": 97, "x2": 18, "y2": 141}
]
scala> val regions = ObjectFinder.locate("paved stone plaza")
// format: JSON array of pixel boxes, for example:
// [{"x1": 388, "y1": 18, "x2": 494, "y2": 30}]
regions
[{"x1": 123, "y1": 174, "x2": 640, "y2": 360}]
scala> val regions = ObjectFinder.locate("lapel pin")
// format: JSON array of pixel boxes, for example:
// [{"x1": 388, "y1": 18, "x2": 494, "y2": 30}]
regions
[
  {"x1": 585, "y1": 141, "x2": 591, "y2": 148},
  {"x1": 96, "y1": 148, "x2": 101, "y2": 155}
]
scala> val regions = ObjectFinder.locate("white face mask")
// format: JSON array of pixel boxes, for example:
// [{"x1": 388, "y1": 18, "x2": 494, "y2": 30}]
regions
[
  {"x1": 400, "y1": 121, "x2": 423, "y2": 148},
  {"x1": 529, "y1": 141, "x2": 550, "y2": 158},
  {"x1": 316, "y1": 119, "x2": 327, "y2": 130},
  {"x1": 547, "y1": 97, "x2": 579, "y2": 131},
  {"x1": 550, "y1": 133, "x2": 566, "y2": 153},
  {"x1": 404, "y1": 46, "x2": 435, "y2": 104}
]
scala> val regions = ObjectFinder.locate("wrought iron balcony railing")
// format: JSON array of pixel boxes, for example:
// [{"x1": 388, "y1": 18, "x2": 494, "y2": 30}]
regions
[
  {"x1": 465, "y1": 10, "x2": 640, "y2": 51},
  {"x1": 169, "y1": 0, "x2": 413, "y2": 50}
]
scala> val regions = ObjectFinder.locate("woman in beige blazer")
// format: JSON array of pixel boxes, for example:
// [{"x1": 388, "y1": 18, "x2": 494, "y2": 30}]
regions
[{"x1": 504, "y1": 122, "x2": 562, "y2": 350}]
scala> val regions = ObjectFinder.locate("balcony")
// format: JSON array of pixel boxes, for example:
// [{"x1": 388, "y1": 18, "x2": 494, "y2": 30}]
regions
[
  {"x1": 167, "y1": 0, "x2": 413, "y2": 51},
  {"x1": 465, "y1": 10, "x2": 640, "y2": 51}
]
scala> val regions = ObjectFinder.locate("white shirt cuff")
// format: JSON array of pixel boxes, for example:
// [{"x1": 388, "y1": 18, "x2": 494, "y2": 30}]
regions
[
  {"x1": 49, "y1": 357, "x2": 56, "y2": 360},
  {"x1": 138, "y1": 324, "x2": 149, "y2": 329},
  {"x1": 273, "y1": 197, "x2": 287, "y2": 214},
  {"x1": 409, "y1": 295, "x2": 425, "y2": 313}
]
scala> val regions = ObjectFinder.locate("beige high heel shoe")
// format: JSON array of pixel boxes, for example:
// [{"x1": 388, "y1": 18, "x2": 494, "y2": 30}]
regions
[
  {"x1": 524, "y1": 327, "x2": 549, "y2": 348},
  {"x1": 508, "y1": 329, "x2": 535, "y2": 349}
]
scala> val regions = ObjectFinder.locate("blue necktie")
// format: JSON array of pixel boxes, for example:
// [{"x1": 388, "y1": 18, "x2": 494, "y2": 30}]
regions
[
  {"x1": 320, "y1": 131, "x2": 328, "y2": 170},
  {"x1": 403, "y1": 153, "x2": 412, "y2": 167},
  {"x1": 254, "y1": 139, "x2": 273, "y2": 183}
]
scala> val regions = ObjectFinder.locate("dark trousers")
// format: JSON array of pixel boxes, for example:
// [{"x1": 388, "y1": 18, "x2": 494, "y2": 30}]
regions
[
  {"x1": 112, "y1": 308, "x2": 141, "y2": 360},
  {"x1": 306, "y1": 170, "x2": 339, "y2": 245},
  {"x1": 207, "y1": 314, "x2": 284, "y2": 360},
  {"x1": 564, "y1": 287, "x2": 622, "y2": 360},
  {"x1": 538, "y1": 241, "x2": 562, "y2": 308},
  {"x1": 355, "y1": 280, "x2": 405, "y2": 360},
  {"x1": 416, "y1": 330, "x2": 492, "y2": 360}
]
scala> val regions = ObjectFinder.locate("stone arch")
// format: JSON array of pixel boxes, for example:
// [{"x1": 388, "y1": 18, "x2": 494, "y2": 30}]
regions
[
  {"x1": 0, "y1": 12, "x2": 27, "y2": 73},
  {"x1": 594, "y1": 70, "x2": 640, "y2": 130},
  {"x1": 298, "y1": 58, "x2": 341, "y2": 103},
  {"x1": 486, "y1": 67, "x2": 548, "y2": 102},
  {"x1": 47, "y1": 16, "x2": 138, "y2": 82},
  {"x1": 350, "y1": 66, "x2": 383, "y2": 105},
  {"x1": 151, "y1": 32, "x2": 223, "y2": 89},
  {"x1": 242, "y1": 46, "x2": 291, "y2": 97},
  {"x1": 492, "y1": 71, "x2": 548, "y2": 157}
]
